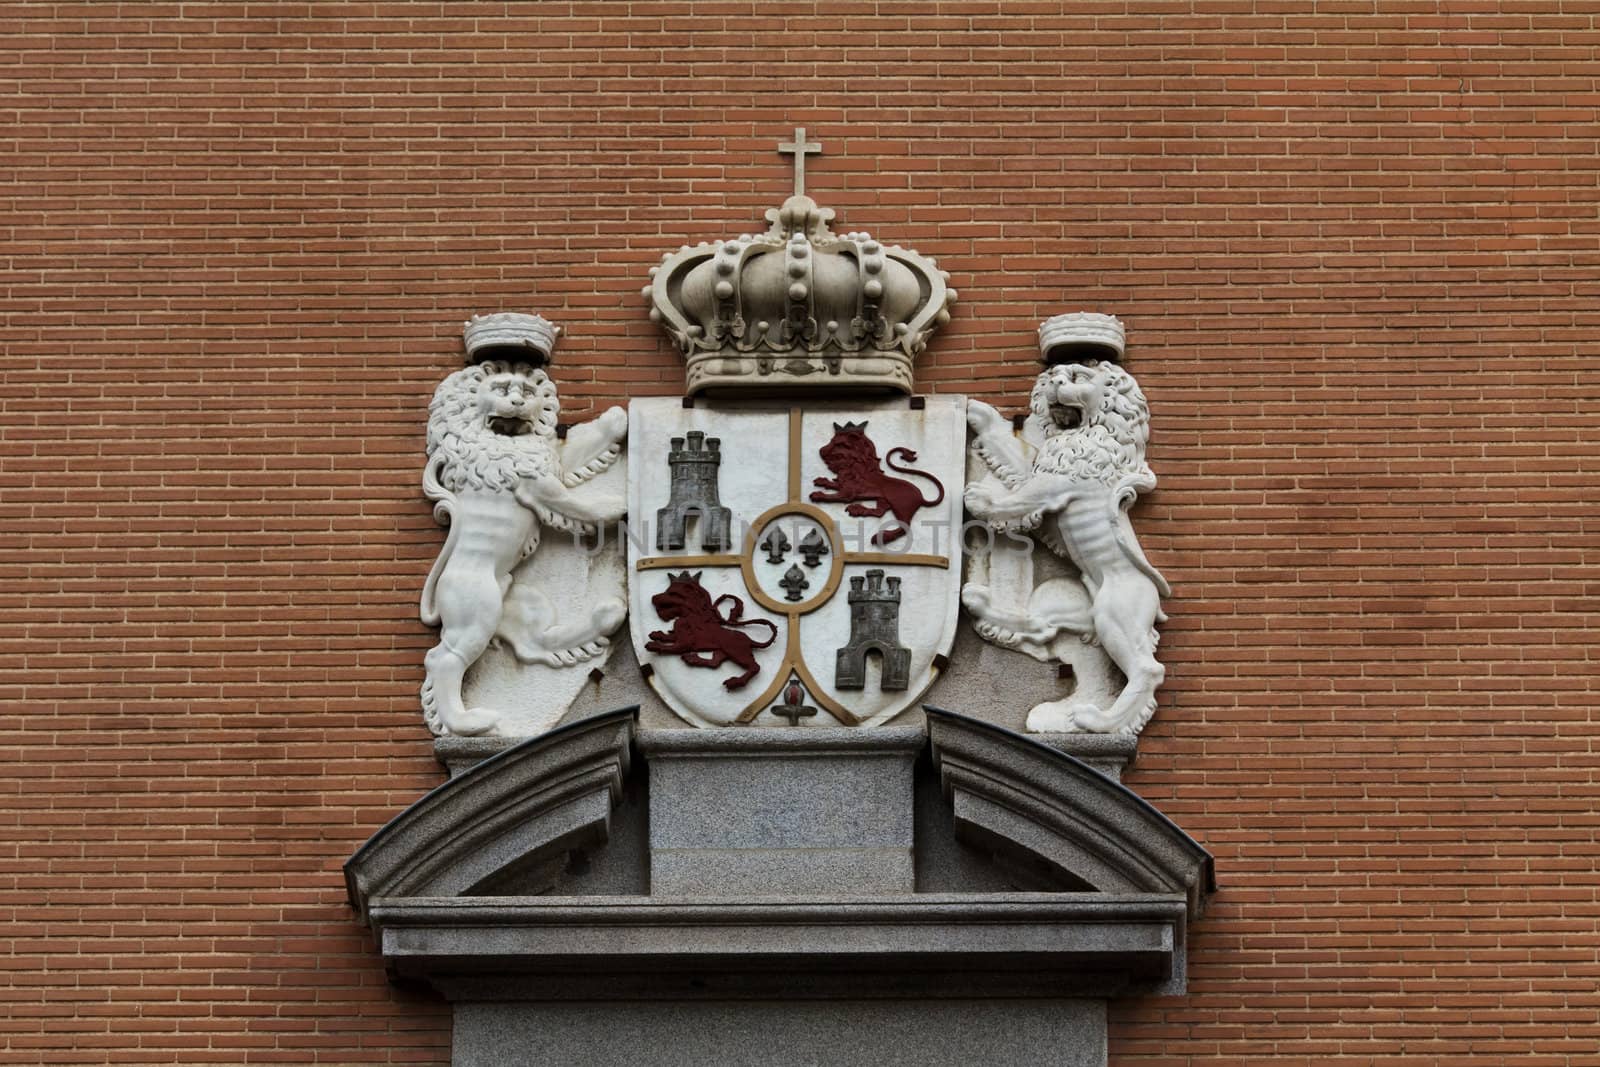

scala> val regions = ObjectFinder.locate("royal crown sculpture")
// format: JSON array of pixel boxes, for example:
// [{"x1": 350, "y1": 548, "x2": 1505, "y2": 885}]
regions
[{"x1": 644, "y1": 131, "x2": 955, "y2": 396}]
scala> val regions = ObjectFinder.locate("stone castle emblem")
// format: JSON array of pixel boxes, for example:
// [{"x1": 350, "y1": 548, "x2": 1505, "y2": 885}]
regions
[{"x1": 416, "y1": 130, "x2": 1170, "y2": 741}]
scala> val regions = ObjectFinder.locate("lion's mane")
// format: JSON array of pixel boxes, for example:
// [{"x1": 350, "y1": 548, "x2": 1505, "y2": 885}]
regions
[
  {"x1": 424, "y1": 360, "x2": 561, "y2": 493},
  {"x1": 1029, "y1": 362, "x2": 1155, "y2": 492},
  {"x1": 818, "y1": 429, "x2": 879, "y2": 489}
]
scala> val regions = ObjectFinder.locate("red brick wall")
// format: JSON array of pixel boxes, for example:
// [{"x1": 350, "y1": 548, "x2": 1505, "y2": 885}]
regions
[{"x1": 3, "y1": 2, "x2": 1596, "y2": 1063}]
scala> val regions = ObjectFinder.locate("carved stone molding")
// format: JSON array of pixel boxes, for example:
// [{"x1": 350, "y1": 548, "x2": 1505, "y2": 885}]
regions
[
  {"x1": 368, "y1": 893, "x2": 1190, "y2": 996},
  {"x1": 344, "y1": 708, "x2": 636, "y2": 915},
  {"x1": 926, "y1": 708, "x2": 1213, "y2": 924}
]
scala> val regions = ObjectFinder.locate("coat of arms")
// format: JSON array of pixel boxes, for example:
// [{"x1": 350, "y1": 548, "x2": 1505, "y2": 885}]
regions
[
  {"x1": 414, "y1": 132, "x2": 1170, "y2": 741},
  {"x1": 628, "y1": 399, "x2": 965, "y2": 727}
]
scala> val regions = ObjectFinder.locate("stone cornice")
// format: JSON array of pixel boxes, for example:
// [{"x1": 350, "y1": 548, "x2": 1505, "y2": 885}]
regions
[{"x1": 367, "y1": 892, "x2": 1187, "y2": 995}]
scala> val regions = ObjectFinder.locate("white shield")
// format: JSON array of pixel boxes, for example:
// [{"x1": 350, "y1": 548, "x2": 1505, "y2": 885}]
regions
[{"x1": 628, "y1": 397, "x2": 966, "y2": 727}]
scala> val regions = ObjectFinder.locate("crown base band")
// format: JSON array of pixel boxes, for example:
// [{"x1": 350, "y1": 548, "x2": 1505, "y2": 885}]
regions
[{"x1": 684, "y1": 350, "x2": 914, "y2": 398}]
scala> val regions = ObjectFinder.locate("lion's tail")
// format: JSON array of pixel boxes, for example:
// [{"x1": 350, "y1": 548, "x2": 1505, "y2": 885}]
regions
[
  {"x1": 885, "y1": 447, "x2": 946, "y2": 506},
  {"x1": 419, "y1": 458, "x2": 458, "y2": 627},
  {"x1": 731, "y1": 617, "x2": 779, "y2": 649},
  {"x1": 708, "y1": 594, "x2": 778, "y2": 649},
  {"x1": 1112, "y1": 477, "x2": 1172, "y2": 605}
]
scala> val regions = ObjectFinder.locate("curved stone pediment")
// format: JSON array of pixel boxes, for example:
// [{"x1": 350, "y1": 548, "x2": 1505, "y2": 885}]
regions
[
  {"x1": 345, "y1": 708, "x2": 637, "y2": 917},
  {"x1": 926, "y1": 707, "x2": 1214, "y2": 920}
]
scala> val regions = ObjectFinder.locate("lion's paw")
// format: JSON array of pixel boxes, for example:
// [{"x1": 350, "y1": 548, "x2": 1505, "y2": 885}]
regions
[
  {"x1": 961, "y1": 583, "x2": 993, "y2": 615},
  {"x1": 1024, "y1": 700, "x2": 1078, "y2": 733},
  {"x1": 967, "y1": 399, "x2": 1007, "y2": 434},
  {"x1": 597, "y1": 406, "x2": 627, "y2": 438},
  {"x1": 972, "y1": 620, "x2": 1005, "y2": 643},
  {"x1": 591, "y1": 598, "x2": 626, "y2": 634},
  {"x1": 558, "y1": 638, "x2": 611, "y2": 665},
  {"x1": 964, "y1": 482, "x2": 997, "y2": 516},
  {"x1": 1066, "y1": 702, "x2": 1124, "y2": 734},
  {"x1": 445, "y1": 705, "x2": 504, "y2": 737}
]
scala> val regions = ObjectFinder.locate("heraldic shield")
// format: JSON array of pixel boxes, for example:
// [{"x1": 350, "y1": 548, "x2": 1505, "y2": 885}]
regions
[{"x1": 628, "y1": 397, "x2": 966, "y2": 728}]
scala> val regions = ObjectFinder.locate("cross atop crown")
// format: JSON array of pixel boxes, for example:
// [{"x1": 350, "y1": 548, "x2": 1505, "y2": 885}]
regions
[
  {"x1": 778, "y1": 127, "x2": 822, "y2": 196},
  {"x1": 644, "y1": 125, "x2": 954, "y2": 396}
]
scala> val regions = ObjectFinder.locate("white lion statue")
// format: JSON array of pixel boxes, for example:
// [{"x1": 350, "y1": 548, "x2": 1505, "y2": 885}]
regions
[
  {"x1": 419, "y1": 361, "x2": 628, "y2": 736},
  {"x1": 963, "y1": 361, "x2": 1171, "y2": 735}
]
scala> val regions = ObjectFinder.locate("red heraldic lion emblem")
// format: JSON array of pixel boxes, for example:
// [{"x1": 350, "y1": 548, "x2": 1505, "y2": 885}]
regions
[
  {"x1": 809, "y1": 421, "x2": 945, "y2": 546},
  {"x1": 645, "y1": 571, "x2": 778, "y2": 690}
]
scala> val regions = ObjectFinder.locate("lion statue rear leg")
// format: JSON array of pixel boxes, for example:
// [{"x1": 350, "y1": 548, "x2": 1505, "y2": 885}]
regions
[
  {"x1": 1070, "y1": 574, "x2": 1164, "y2": 734},
  {"x1": 496, "y1": 583, "x2": 625, "y2": 667},
  {"x1": 422, "y1": 638, "x2": 501, "y2": 737},
  {"x1": 422, "y1": 563, "x2": 509, "y2": 737},
  {"x1": 1027, "y1": 631, "x2": 1121, "y2": 732},
  {"x1": 964, "y1": 576, "x2": 1119, "y2": 732}
]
